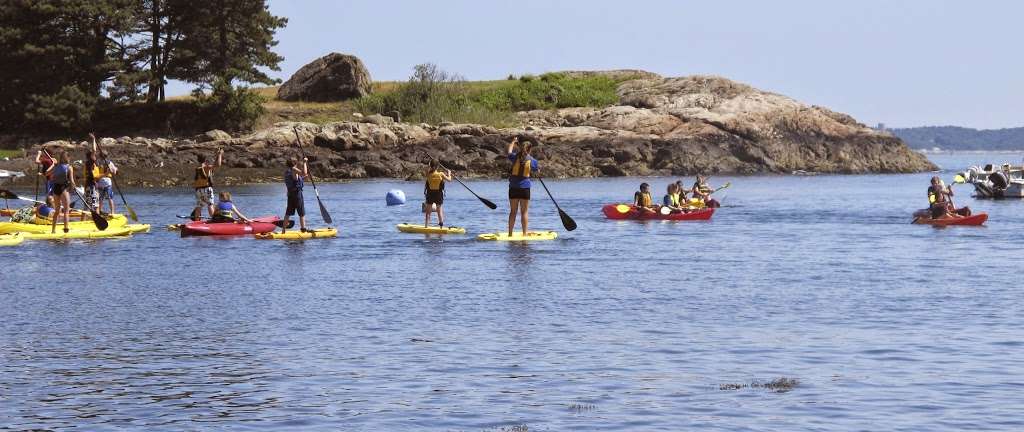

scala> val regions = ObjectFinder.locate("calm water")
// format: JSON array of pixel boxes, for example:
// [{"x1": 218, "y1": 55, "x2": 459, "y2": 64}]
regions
[{"x1": 3, "y1": 152, "x2": 1024, "y2": 431}]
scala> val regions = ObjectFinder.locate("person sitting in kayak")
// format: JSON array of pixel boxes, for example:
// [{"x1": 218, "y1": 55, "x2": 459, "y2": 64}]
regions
[
  {"x1": 211, "y1": 192, "x2": 252, "y2": 223},
  {"x1": 661, "y1": 183, "x2": 684, "y2": 213},
  {"x1": 507, "y1": 136, "x2": 538, "y2": 236},
  {"x1": 423, "y1": 160, "x2": 452, "y2": 228},
  {"x1": 281, "y1": 158, "x2": 308, "y2": 234},
  {"x1": 634, "y1": 182, "x2": 656, "y2": 213},
  {"x1": 192, "y1": 148, "x2": 223, "y2": 221},
  {"x1": 927, "y1": 176, "x2": 961, "y2": 219},
  {"x1": 691, "y1": 175, "x2": 720, "y2": 208},
  {"x1": 674, "y1": 180, "x2": 689, "y2": 204}
]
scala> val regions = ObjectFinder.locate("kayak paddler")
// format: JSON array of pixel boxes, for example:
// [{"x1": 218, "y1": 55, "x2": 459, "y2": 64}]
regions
[
  {"x1": 45, "y1": 151, "x2": 75, "y2": 233},
  {"x1": 691, "y1": 175, "x2": 720, "y2": 208},
  {"x1": 927, "y1": 176, "x2": 962, "y2": 219},
  {"x1": 662, "y1": 183, "x2": 684, "y2": 213},
  {"x1": 192, "y1": 148, "x2": 223, "y2": 220},
  {"x1": 281, "y1": 157, "x2": 308, "y2": 234},
  {"x1": 507, "y1": 136, "x2": 538, "y2": 236},
  {"x1": 633, "y1": 182, "x2": 656, "y2": 213},
  {"x1": 423, "y1": 160, "x2": 452, "y2": 228},
  {"x1": 211, "y1": 191, "x2": 251, "y2": 223}
]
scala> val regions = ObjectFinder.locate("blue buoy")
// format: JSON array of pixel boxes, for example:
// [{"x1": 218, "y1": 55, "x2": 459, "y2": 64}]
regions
[{"x1": 386, "y1": 189, "x2": 406, "y2": 206}]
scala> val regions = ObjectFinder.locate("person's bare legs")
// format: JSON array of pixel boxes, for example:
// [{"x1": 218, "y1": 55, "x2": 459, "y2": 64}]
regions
[
  {"x1": 520, "y1": 200, "x2": 530, "y2": 235},
  {"x1": 508, "y1": 199, "x2": 520, "y2": 236},
  {"x1": 437, "y1": 205, "x2": 445, "y2": 227}
]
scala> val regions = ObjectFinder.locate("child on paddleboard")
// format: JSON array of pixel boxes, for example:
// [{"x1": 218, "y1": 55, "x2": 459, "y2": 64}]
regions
[
  {"x1": 192, "y1": 148, "x2": 223, "y2": 220},
  {"x1": 423, "y1": 160, "x2": 452, "y2": 227},
  {"x1": 507, "y1": 136, "x2": 538, "y2": 236},
  {"x1": 281, "y1": 157, "x2": 308, "y2": 234}
]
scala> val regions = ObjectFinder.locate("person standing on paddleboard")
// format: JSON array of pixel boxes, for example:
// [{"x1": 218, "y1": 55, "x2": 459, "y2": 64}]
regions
[
  {"x1": 281, "y1": 157, "x2": 308, "y2": 234},
  {"x1": 45, "y1": 151, "x2": 75, "y2": 234},
  {"x1": 82, "y1": 142, "x2": 100, "y2": 213},
  {"x1": 507, "y1": 136, "x2": 538, "y2": 236},
  {"x1": 192, "y1": 148, "x2": 223, "y2": 220},
  {"x1": 423, "y1": 160, "x2": 452, "y2": 228},
  {"x1": 91, "y1": 134, "x2": 118, "y2": 215},
  {"x1": 34, "y1": 145, "x2": 55, "y2": 198}
]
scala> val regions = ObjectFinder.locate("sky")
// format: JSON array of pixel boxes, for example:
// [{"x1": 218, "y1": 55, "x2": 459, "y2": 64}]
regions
[{"x1": 170, "y1": 0, "x2": 1024, "y2": 129}]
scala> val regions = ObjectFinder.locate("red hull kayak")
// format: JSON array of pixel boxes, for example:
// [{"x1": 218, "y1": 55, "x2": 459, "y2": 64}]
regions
[
  {"x1": 912, "y1": 212, "x2": 988, "y2": 226},
  {"x1": 180, "y1": 216, "x2": 280, "y2": 236},
  {"x1": 602, "y1": 204, "x2": 715, "y2": 221}
]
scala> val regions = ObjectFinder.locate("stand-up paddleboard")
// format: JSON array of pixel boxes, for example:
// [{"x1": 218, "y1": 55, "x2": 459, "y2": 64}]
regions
[
  {"x1": 255, "y1": 228, "x2": 337, "y2": 240},
  {"x1": 396, "y1": 223, "x2": 466, "y2": 234},
  {"x1": 477, "y1": 231, "x2": 558, "y2": 241}
]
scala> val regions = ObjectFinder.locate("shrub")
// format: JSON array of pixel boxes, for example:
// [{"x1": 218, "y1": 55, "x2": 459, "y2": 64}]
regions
[
  {"x1": 23, "y1": 85, "x2": 97, "y2": 131},
  {"x1": 194, "y1": 79, "x2": 267, "y2": 132}
]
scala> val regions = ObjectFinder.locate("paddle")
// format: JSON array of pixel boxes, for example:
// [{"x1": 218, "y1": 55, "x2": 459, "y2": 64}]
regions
[
  {"x1": 70, "y1": 184, "x2": 108, "y2": 230},
  {"x1": 713, "y1": 182, "x2": 732, "y2": 193},
  {"x1": 111, "y1": 175, "x2": 138, "y2": 222},
  {"x1": 536, "y1": 176, "x2": 577, "y2": 231},
  {"x1": 419, "y1": 149, "x2": 497, "y2": 210},
  {"x1": 292, "y1": 128, "x2": 333, "y2": 224}
]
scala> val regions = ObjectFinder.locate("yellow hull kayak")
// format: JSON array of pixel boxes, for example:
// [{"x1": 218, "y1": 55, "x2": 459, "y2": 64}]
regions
[
  {"x1": 0, "y1": 233, "x2": 24, "y2": 246},
  {"x1": 1, "y1": 215, "x2": 128, "y2": 234},
  {"x1": 477, "y1": 231, "x2": 558, "y2": 241},
  {"x1": 255, "y1": 228, "x2": 337, "y2": 240},
  {"x1": 23, "y1": 227, "x2": 133, "y2": 240},
  {"x1": 396, "y1": 223, "x2": 467, "y2": 234}
]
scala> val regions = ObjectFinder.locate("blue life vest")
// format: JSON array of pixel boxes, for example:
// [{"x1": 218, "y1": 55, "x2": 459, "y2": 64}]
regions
[
  {"x1": 216, "y1": 201, "x2": 234, "y2": 219},
  {"x1": 51, "y1": 164, "x2": 70, "y2": 185},
  {"x1": 284, "y1": 170, "x2": 304, "y2": 192}
]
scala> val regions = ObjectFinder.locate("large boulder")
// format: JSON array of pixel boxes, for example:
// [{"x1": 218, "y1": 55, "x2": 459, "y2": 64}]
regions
[{"x1": 277, "y1": 53, "x2": 372, "y2": 102}]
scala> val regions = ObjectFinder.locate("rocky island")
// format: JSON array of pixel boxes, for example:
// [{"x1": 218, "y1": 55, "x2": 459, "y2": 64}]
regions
[{"x1": 0, "y1": 55, "x2": 935, "y2": 187}]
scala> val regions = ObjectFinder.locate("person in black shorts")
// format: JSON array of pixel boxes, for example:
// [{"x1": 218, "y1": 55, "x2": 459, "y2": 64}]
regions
[
  {"x1": 281, "y1": 157, "x2": 308, "y2": 234},
  {"x1": 507, "y1": 136, "x2": 539, "y2": 236},
  {"x1": 423, "y1": 160, "x2": 452, "y2": 227}
]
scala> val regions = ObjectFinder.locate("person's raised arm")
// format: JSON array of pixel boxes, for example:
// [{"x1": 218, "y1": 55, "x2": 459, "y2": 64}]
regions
[
  {"x1": 216, "y1": 148, "x2": 224, "y2": 167},
  {"x1": 301, "y1": 157, "x2": 308, "y2": 178},
  {"x1": 89, "y1": 132, "x2": 98, "y2": 154},
  {"x1": 443, "y1": 169, "x2": 452, "y2": 181},
  {"x1": 506, "y1": 136, "x2": 519, "y2": 156}
]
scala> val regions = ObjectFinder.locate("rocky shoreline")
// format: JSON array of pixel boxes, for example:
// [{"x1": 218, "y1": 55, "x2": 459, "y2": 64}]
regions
[{"x1": 0, "y1": 75, "x2": 936, "y2": 187}]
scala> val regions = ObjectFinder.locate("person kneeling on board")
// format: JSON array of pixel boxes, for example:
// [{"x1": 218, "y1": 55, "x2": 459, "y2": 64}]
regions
[
  {"x1": 211, "y1": 192, "x2": 252, "y2": 223},
  {"x1": 423, "y1": 160, "x2": 452, "y2": 228}
]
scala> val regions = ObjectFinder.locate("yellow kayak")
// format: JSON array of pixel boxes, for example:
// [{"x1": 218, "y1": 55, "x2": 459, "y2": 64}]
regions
[
  {"x1": 29, "y1": 213, "x2": 125, "y2": 225},
  {"x1": 396, "y1": 223, "x2": 467, "y2": 234},
  {"x1": 1, "y1": 215, "x2": 128, "y2": 234},
  {"x1": 23, "y1": 227, "x2": 133, "y2": 240},
  {"x1": 0, "y1": 233, "x2": 24, "y2": 246},
  {"x1": 477, "y1": 231, "x2": 558, "y2": 241},
  {"x1": 125, "y1": 224, "x2": 151, "y2": 234},
  {"x1": 255, "y1": 228, "x2": 337, "y2": 240}
]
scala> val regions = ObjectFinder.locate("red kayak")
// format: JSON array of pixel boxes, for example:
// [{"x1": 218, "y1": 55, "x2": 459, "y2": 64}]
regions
[
  {"x1": 180, "y1": 216, "x2": 281, "y2": 236},
  {"x1": 602, "y1": 204, "x2": 715, "y2": 221},
  {"x1": 912, "y1": 212, "x2": 988, "y2": 226}
]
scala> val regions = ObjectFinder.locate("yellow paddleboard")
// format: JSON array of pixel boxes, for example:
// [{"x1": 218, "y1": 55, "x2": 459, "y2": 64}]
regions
[
  {"x1": 396, "y1": 223, "x2": 467, "y2": 234},
  {"x1": 477, "y1": 231, "x2": 558, "y2": 241},
  {"x1": 1, "y1": 215, "x2": 128, "y2": 234},
  {"x1": 0, "y1": 233, "x2": 24, "y2": 246},
  {"x1": 23, "y1": 227, "x2": 133, "y2": 240},
  {"x1": 255, "y1": 228, "x2": 337, "y2": 240}
]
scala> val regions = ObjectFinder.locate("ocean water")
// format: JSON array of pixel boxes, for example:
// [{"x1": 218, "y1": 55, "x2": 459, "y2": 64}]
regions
[{"x1": 2, "y1": 152, "x2": 1023, "y2": 431}]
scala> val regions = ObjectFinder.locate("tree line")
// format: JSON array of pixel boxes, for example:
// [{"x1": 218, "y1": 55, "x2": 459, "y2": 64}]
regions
[{"x1": 0, "y1": 0, "x2": 286, "y2": 133}]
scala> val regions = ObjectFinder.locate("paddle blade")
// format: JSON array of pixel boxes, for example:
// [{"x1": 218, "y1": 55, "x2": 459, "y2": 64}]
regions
[
  {"x1": 953, "y1": 174, "x2": 966, "y2": 184},
  {"x1": 91, "y1": 211, "x2": 109, "y2": 231},
  {"x1": 480, "y1": 196, "x2": 497, "y2": 210},
  {"x1": 317, "y1": 198, "x2": 333, "y2": 224},
  {"x1": 125, "y1": 204, "x2": 138, "y2": 222},
  {"x1": 559, "y1": 209, "x2": 577, "y2": 231},
  {"x1": 0, "y1": 189, "x2": 18, "y2": 200},
  {"x1": 659, "y1": 206, "x2": 671, "y2": 215},
  {"x1": 615, "y1": 204, "x2": 631, "y2": 213}
]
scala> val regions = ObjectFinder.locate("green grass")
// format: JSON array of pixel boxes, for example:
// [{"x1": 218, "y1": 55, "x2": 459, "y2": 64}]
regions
[{"x1": 0, "y1": 149, "x2": 22, "y2": 158}]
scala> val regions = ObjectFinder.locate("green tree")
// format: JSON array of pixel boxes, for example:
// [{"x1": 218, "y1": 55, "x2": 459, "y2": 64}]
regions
[{"x1": 176, "y1": 0, "x2": 286, "y2": 87}]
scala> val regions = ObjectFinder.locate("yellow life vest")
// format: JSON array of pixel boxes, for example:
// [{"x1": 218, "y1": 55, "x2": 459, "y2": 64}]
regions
[
  {"x1": 426, "y1": 170, "x2": 445, "y2": 191},
  {"x1": 510, "y1": 156, "x2": 532, "y2": 178},
  {"x1": 668, "y1": 193, "x2": 680, "y2": 207},
  {"x1": 91, "y1": 165, "x2": 103, "y2": 180},
  {"x1": 637, "y1": 191, "x2": 652, "y2": 207},
  {"x1": 696, "y1": 182, "x2": 711, "y2": 195}
]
